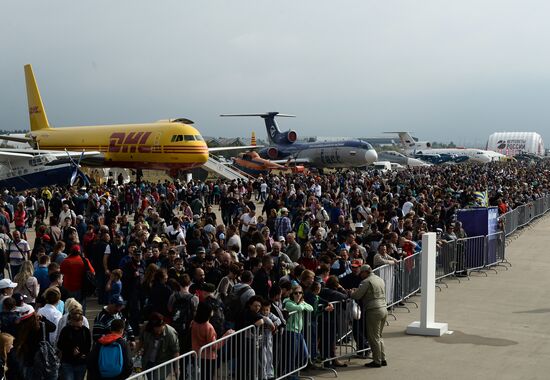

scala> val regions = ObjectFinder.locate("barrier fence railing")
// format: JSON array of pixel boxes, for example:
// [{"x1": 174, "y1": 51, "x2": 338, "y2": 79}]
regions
[
  {"x1": 126, "y1": 350, "x2": 198, "y2": 380},
  {"x1": 501, "y1": 195, "x2": 550, "y2": 237},
  {"x1": 198, "y1": 324, "x2": 258, "y2": 380},
  {"x1": 140, "y1": 197, "x2": 550, "y2": 380}
]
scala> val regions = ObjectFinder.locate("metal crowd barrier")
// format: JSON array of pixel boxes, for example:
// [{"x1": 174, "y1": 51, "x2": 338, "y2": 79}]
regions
[
  {"x1": 501, "y1": 195, "x2": 550, "y2": 237},
  {"x1": 270, "y1": 310, "x2": 311, "y2": 380},
  {"x1": 436, "y1": 240, "x2": 458, "y2": 281},
  {"x1": 460, "y1": 235, "x2": 487, "y2": 272},
  {"x1": 126, "y1": 350, "x2": 198, "y2": 380},
  {"x1": 486, "y1": 231, "x2": 506, "y2": 267},
  {"x1": 198, "y1": 324, "x2": 258, "y2": 380},
  {"x1": 401, "y1": 252, "x2": 421, "y2": 299},
  {"x1": 311, "y1": 299, "x2": 358, "y2": 369},
  {"x1": 372, "y1": 264, "x2": 397, "y2": 308}
]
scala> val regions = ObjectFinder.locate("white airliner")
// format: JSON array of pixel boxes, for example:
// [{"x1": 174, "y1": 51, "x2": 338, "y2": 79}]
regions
[{"x1": 389, "y1": 132, "x2": 506, "y2": 163}]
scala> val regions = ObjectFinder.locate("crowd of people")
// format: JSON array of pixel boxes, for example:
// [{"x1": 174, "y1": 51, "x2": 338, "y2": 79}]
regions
[{"x1": 0, "y1": 159, "x2": 547, "y2": 379}]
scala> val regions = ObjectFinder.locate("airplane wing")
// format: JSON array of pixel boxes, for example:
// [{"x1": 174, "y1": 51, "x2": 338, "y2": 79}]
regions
[
  {"x1": 271, "y1": 158, "x2": 311, "y2": 164},
  {"x1": 0, "y1": 148, "x2": 104, "y2": 169},
  {"x1": 208, "y1": 145, "x2": 262, "y2": 152},
  {"x1": 0, "y1": 150, "x2": 35, "y2": 159},
  {"x1": 0, "y1": 135, "x2": 33, "y2": 144}
]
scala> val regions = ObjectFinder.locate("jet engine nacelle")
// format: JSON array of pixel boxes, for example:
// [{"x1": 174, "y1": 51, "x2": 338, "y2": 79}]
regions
[
  {"x1": 267, "y1": 147, "x2": 279, "y2": 159},
  {"x1": 286, "y1": 130, "x2": 297, "y2": 144}
]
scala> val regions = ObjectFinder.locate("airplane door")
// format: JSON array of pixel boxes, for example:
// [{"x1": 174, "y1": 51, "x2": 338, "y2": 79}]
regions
[{"x1": 153, "y1": 132, "x2": 162, "y2": 154}]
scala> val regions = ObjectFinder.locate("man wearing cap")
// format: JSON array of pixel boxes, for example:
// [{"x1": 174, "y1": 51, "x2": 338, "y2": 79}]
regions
[
  {"x1": 351, "y1": 265, "x2": 388, "y2": 368},
  {"x1": 274, "y1": 208, "x2": 292, "y2": 241},
  {"x1": 92, "y1": 295, "x2": 135, "y2": 347}
]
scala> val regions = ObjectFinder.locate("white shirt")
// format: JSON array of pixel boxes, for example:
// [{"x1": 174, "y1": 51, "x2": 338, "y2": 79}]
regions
[
  {"x1": 227, "y1": 234, "x2": 242, "y2": 253},
  {"x1": 240, "y1": 214, "x2": 257, "y2": 233},
  {"x1": 402, "y1": 201, "x2": 414, "y2": 215},
  {"x1": 38, "y1": 304, "x2": 62, "y2": 343}
]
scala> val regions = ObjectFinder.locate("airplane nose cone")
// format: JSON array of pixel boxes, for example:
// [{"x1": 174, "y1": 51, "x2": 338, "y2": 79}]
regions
[{"x1": 365, "y1": 149, "x2": 378, "y2": 164}]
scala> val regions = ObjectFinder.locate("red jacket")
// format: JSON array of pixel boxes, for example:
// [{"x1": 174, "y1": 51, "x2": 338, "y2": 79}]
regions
[{"x1": 60, "y1": 254, "x2": 95, "y2": 292}]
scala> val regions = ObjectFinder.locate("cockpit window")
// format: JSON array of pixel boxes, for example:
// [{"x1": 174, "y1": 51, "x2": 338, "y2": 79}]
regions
[{"x1": 171, "y1": 134, "x2": 203, "y2": 142}]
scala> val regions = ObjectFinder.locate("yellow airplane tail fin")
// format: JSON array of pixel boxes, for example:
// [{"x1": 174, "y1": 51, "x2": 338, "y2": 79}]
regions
[{"x1": 24, "y1": 64, "x2": 51, "y2": 131}]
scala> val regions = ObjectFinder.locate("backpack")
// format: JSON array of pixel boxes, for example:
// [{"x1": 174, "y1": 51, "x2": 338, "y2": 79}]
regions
[
  {"x1": 80, "y1": 255, "x2": 97, "y2": 297},
  {"x1": 224, "y1": 285, "x2": 250, "y2": 322},
  {"x1": 204, "y1": 297, "x2": 225, "y2": 337},
  {"x1": 32, "y1": 322, "x2": 60, "y2": 380},
  {"x1": 26, "y1": 196, "x2": 33, "y2": 208},
  {"x1": 98, "y1": 341, "x2": 124, "y2": 378},
  {"x1": 297, "y1": 221, "x2": 309, "y2": 240},
  {"x1": 171, "y1": 292, "x2": 195, "y2": 333}
]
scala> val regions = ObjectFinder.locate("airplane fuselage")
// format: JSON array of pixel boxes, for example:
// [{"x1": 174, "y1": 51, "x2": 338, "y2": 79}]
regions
[
  {"x1": 259, "y1": 140, "x2": 377, "y2": 168},
  {"x1": 29, "y1": 122, "x2": 209, "y2": 170}
]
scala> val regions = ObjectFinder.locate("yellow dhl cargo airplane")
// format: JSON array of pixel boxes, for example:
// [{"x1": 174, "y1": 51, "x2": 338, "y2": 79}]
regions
[{"x1": 1, "y1": 65, "x2": 254, "y2": 173}]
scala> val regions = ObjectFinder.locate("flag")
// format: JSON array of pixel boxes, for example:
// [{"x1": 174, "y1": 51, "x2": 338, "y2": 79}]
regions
[{"x1": 473, "y1": 190, "x2": 488, "y2": 207}]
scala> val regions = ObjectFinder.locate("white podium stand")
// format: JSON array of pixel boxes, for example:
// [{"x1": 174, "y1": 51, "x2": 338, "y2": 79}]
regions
[{"x1": 406, "y1": 232, "x2": 448, "y2": 336}]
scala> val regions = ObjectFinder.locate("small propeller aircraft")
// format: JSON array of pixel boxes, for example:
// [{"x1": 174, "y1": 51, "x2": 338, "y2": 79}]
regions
[{"x1": 228, "y1": 132, "x2": 306, "y2": 177}]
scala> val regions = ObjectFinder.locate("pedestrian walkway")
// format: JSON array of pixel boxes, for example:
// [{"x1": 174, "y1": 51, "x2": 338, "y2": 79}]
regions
[{"x1": 313, "y1": 215, "x2": 550, "y2": 380}]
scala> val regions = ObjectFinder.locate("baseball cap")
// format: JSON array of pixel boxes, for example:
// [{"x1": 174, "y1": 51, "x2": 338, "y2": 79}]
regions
[
  {"x1": 41, "y1": 234, "x2": 51, "y2": 242},
  {"x1": 278, "y1": 236, "x2": 286, "y2": 242},
  {"x1": 71, "y1": 245, "x2": 81, "y2": 253},
  {"x1": 77, "y1": 215, "x2": 84, "y2": 220},
  {"x1": 351, "y1": 259, "x2": 363, "y2": 268},
  {"x1": 355, "y1": 222, "x2": 364, "y2": 229},
  {"x1": 196, "y1": 246, "x2": 206, "y2": 254},
  {"x1": 0, "y1": 279, "x2": 18, "y2": 290},
  {"x1": 281, "y1": 207, "x2": 289, "y2": 213},
  {"x1": 15, "y1": 304, "x2": 35, "y2": 320},
  {"x1": 109, "y1": 295, "x2": 127, "y2": 306},
  {"x1": 359, "y1": 264, "x2": 372, "y2": 273}
]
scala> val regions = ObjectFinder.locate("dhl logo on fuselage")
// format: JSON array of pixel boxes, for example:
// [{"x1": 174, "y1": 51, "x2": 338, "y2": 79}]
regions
[{"x1": 109, "y1": 131, "x2": 155, "y2": 153}]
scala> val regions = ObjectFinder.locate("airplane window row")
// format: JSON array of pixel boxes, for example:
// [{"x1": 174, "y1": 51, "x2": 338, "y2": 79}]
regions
[{"x1": 170, "y1": 134, "x2": 204, "y2": 142}]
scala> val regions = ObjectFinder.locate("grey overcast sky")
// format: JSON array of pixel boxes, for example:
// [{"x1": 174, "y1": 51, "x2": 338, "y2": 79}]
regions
[{"x1": 1, "y1": 0, "x2": 550, "y2": 148}]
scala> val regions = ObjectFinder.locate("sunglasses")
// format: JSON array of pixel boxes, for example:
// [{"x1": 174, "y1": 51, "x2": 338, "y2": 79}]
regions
[{"x1": 293, "y1": 291, "x2": 303, "y2": 295}]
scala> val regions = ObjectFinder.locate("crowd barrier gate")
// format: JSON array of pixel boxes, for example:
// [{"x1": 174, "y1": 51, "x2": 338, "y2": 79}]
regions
[
  {"x1": 198, "y1": 324, "x2": 258, "y2": 380},
  {"x1": 126, "y1": 350, "x2": 198, "y2": 380}
]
